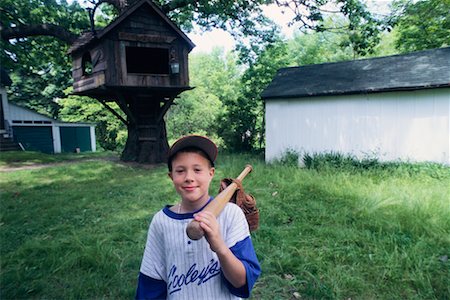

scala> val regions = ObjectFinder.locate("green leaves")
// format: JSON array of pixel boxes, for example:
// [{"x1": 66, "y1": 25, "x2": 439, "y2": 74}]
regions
[
  {"x1": 1, "y1": 0, "x2": 89, "y2": 116},
  {"x1": 58, "y1": 89, "x2": 127, "y2": 151},
  {"x1": 220, "y1": 39, "x2": 289, "y2": 152},
  {"x1": 390, "y1": 0, "x2": 450, "y2": 53},
  {"x1": 166, "y1": 48, "x2": 241, "y2": 144}
]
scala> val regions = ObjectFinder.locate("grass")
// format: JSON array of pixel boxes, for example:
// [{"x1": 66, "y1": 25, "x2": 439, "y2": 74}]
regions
[
  {"x1": 0, "y1": 151, "x2": 117, "y2": 168},
  {"x1": 1, "y1": 151, "x2": 449, "y2": 299}
]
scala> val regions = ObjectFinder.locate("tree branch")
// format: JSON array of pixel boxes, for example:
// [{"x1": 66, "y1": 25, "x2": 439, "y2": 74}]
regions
[
  {"x1": 115, "y1": 93, "x2": 137, "y2": 125},
  {"x1": 160, "y1": 0, "x2": 193, "y2": 13},
  {"x1": 98, "y1": 99, "x2": 129, "y2": 126},
  {"x1": 1, "y1": 24, "x2": 78, "y2": 44}
]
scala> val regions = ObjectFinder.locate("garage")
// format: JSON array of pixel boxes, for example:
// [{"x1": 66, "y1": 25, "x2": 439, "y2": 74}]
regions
[
  {"x1": 12, "y1": 126, "x2": 54, "y2": 154},
  {"x1": 60, "y1": 126, "x2": 92, "y2": 152},
  {"x1": 4, "y1": 103, "x2": 96, "y2": 154}
]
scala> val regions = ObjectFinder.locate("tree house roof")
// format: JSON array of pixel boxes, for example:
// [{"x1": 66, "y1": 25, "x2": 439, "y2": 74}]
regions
[{"x1": 68, "y1": 0, "x2": 195, "y2": 55}]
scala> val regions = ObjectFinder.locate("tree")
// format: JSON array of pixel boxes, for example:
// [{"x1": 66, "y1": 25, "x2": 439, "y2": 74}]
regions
[
  {"x1": 285, "y1": 13, "x2": 399, "y2": 66},
  {"x1": 166, "y1": 48, "x2": 241, "y2": 145},
  {"x1": 1, "y1": 0, "x2": 382, "y2": 161},
  {"x1": 226, "y1": 12, "x2": 400, "y2": 153},
  {"x1": 287, "y1": 19, "x2": 355, "y2": 65},
  {"x1": 0, "y1": 0, "x2": 88, "y2": 117},
  {"x1": 220, "y1": 35, "x2": 289, "y2": 152},
  {"x1": 58, "y1": 88, "x2": 127, "y2": 151},
  {"x1": 389, "y1": 0, "x2": 450, "y2": 53}
]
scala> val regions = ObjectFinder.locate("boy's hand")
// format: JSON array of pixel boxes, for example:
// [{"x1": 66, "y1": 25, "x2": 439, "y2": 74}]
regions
[
  {"x1": 194, "y1": 211, "x2": 247, "y2": 288},
  {"x1": 194, "y1": 211, "x2": 227, "y2": 254}
]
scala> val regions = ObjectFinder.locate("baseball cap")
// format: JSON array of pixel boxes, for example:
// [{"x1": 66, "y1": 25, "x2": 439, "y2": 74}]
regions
[{"x1": 168, "y1": 135, "x2": 218, "y2": 166}]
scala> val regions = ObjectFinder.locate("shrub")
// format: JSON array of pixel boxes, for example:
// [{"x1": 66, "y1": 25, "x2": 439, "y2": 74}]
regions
[{"x1": 274, "y1": 148, "x2": 300, "y2": 166}]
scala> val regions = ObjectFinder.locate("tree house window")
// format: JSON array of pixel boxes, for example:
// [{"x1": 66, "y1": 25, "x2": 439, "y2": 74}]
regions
[
  {"x1": 82, "y1": 52, "x2": 93, "y2": 76},
  {"x1": 125, "y1": 47, "x2": 169, "y2": 74}
]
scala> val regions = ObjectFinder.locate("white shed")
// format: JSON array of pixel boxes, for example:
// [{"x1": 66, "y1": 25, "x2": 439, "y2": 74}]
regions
[{"x1": 262, "y1": 47, "x2": 450, "y2": 165}]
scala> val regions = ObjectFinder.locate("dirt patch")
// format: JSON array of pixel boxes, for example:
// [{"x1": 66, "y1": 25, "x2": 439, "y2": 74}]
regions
[
  {"x1": 0, "y1": 156, "x2": 169, "y2": 172},
  {"x1": 0, "y1": 157, "x2": 120, "y2": 172}
]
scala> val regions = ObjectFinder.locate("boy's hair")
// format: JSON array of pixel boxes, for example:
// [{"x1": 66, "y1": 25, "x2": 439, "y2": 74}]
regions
[{"x1": 167, "y1": 146, "x2": 214, "y2": 171}]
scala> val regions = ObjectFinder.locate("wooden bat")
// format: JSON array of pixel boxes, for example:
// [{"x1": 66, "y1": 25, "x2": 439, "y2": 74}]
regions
[{"x1": 186, "y1": 164, "x2": 253, "y2": 240}]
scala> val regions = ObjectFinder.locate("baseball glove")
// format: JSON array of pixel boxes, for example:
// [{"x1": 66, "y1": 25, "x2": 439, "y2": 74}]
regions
[{"x1": 218, "y1": 178, "x2": 259, "y2": 232}]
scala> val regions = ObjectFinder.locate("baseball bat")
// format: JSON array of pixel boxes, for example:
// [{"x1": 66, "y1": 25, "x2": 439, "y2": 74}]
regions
[{"x1": 186, "y1": 164, "x2": 253, "y2": 240}]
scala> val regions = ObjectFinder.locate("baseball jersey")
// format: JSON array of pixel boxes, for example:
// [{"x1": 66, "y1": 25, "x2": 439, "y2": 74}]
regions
[{"x1": 136, "y1": 198, "x2": 260, "y2": 299}]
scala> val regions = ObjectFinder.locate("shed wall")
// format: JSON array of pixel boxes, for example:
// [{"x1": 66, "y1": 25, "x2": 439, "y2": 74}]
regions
[
  {"x1": 265, "y1": 88, "x2": 450, "y2": 164},
  {"x1": 1, "y1": 87, "x2": 10, "y2": 127}
]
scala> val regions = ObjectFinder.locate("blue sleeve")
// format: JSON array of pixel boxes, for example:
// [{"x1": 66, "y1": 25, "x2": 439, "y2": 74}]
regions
[
  {"x1": 222, "y1": 236, "x2": 261, "y2": 298},
  {"x1": 135, "y1": 272, "x2": 167, "y2": 300}
]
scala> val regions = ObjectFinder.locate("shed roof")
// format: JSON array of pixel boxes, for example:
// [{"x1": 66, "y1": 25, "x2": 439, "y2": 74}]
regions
[
  {"x1": 67, "y1": 0, "x2": 195, "y2": 54},
  {"x1": 9, "y1": 103, "x2": 95, "y2": 126},
  {"x1": 261, "y1": 47, "x2": 450, "y2": 99}
]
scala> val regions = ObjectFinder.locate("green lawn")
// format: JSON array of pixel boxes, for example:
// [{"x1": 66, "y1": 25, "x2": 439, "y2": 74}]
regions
[
  {"x1": 0, "y1": 150, "x2": 117, "y2": 168},
  {"x1": 1, "y1": 152, "x2": 449, "y2": 299}
]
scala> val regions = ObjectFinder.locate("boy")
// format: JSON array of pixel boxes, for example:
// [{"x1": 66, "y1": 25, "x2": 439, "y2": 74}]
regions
[{"x1": 136, "y1": 135, "x2": 261, "y2": 299}]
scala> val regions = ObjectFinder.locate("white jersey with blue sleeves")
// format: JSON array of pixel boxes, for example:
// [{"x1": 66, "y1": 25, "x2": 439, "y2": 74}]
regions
[{"x1": 137, "y1": 200, "x2": 260, "y2": 299}]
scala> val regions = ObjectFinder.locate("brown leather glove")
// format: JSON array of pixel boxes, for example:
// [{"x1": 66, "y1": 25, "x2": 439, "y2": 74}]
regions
[{"x1": 218, "y1": 178, "x2": 259, "y2": 232}]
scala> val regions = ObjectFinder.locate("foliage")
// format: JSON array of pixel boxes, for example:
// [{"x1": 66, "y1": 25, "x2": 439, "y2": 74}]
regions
[
  {"x1": 1, "y1": 153, "x2": 449, "y2": 299},
  {"x1": 302, "y1": 152, "x2": 450, "y2": 180},
  {"x1": 157, "y1": 0, "x2": 269, "y2": 34},
  {"x1": 336, "y1": 0, "x2": 383, "y2": 55},
  {"x1": 0, "y1": 0, "x2": 89, "y2": 117},
  {"x1": 368, "y1": 29, "x2": 400, "y2": 57},
  {"x1": 0, "y1": 0, "x2": 117, "y2": 117},
  {"x1": 220, "y1": 37, "x2": 289, "y2": 152},
  {"x1": 286, "y1": 14, "x2": 400, "y2": 65},
  {"x1": 271, "y1": 0, "x2": 385, "y2": 56},
  {"x1": 58, "y1": 89, "x2": 127, "y2": 151},
  {"x1": 166, "y1": 48, "x2": 241, "y2": 143},
  {"x1": 273, "y1": 148, "x2": 300, "y2": 166},
  {"x1": 302, "y1": 152, "x2": 380, "y2": 170},
  {"x1": 90, "y1": 2, "x2": 119, "y2": 27},
  {"x1": 389, "y1": 0, "x2": 450, "y2": 53},
  {"x1": 287, "y1": 28, "x2": 354, "y2": 65}
]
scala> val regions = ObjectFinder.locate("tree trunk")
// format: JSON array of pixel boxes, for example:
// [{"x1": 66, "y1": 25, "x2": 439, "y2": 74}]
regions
[{"x1": 120, "y1": 95, "x2": 171, "y2": 164}]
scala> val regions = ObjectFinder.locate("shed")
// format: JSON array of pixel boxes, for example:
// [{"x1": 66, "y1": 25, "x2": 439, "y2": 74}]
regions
[
  {"x1": 5, "y1": 103, "x2": 96, "y2": 154},
  {"x1": 262, "y1": 47, "x2": 450, "y2": 165}
]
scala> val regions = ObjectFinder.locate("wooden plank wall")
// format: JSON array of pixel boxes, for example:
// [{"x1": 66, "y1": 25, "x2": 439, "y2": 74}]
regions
[{"x1": 72, "y1": 4, "x2": 191, "y2": 92}]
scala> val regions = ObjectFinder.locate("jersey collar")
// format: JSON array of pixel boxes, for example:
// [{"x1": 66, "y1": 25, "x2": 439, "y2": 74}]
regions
[{"x1": 163, "y1": 196, "x2": 213, "y2": 220}]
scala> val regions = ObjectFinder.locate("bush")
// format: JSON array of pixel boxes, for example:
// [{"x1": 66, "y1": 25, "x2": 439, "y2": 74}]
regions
[
  {"x1": 302, "y1": 152, "x2": 450, "y2": 179},
  {"x1": 273, "y1": 148, "x2": 300, "y2": 166},
  {"x1": 303, "y1": 152, "x2": 381, "y2": 171}
]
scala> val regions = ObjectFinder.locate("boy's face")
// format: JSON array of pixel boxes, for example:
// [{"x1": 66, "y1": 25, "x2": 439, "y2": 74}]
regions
[{"x1": 168, "y1": 151, "x2": 215, "y2": 207}]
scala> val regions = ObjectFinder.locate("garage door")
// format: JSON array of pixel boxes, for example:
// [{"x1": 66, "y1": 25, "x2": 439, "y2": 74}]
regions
[
  {"x1": 13, "y1": 126, "x2": 54, "y2": 153},
  {"x1": 60, "y1": 127, "x2": 92, "y2": 153}
]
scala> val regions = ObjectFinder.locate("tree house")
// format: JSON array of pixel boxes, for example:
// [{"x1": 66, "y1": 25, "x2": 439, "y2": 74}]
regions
[{"x1": 68, "y1": 0, "x2": 195, "y2": 163}]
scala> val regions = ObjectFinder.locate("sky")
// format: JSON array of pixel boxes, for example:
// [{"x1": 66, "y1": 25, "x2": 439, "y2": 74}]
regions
[
  {"x1": 188, "y1": 0, "x2": 393, "y2": 54},
  {"x1": 188, "y1": 3, "x2": 297, "y2": 54}
]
